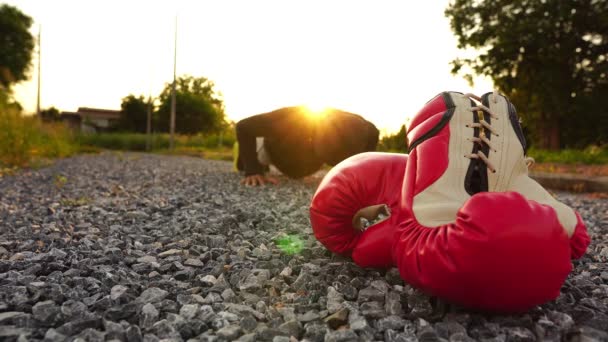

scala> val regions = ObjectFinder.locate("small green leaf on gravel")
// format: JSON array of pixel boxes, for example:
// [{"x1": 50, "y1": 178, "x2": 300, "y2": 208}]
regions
[{"x1": 275, "y1": 234, "x2": 304, "y2": 255}]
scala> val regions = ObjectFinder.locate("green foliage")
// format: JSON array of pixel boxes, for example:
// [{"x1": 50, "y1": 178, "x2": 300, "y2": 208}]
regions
[
  {"x1": 53, "y1": 174, "x2": 67, "y2": 189},
  {"x1": 528, "y1": 145, "x2": 608, "y2": 165},
  {"x1": 77, "y1": 129, "x2": 236, "y2": 152},
  {"x1": 30, "y1": 122, "x2": 77, "y2": 161},
  {"x1": 445, "y1": 0, "x2": 608, "y2": 149},
  {"x1": 0, "y1": 102, "x2": 77, "y2": 167},
  {"x1": 117, "y1": 95, "x2": 150, "y2": 133},
  {"x1": 0, "y1": 105, "x2": 34, "y2": 166},
  {"x1": 77, "y1": 133, "x2": 168, "y2": 151},
  {"x1": 0, "y1": 86, "x2": 76, "y2": 167},
  {"x1": 156, "y1": 75, "x2": 226, "y2": 134},
  {"x1": 0, "y1": 4, "x2": 35, "y2": 89},
  {"x1": 185, "y1": 127, "x2": 236, "y2": 149},
  {"x1": 275, "y1": 234, "x2": 304, "y2": 255},
  {"x1": 377, "y1": 125, "x2": 408, "y2": 153}
]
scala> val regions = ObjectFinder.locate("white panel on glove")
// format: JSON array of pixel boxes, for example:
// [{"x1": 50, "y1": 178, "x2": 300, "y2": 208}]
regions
[{"x1": 412, "y1": 93, "x2": 475, "y2": 227}]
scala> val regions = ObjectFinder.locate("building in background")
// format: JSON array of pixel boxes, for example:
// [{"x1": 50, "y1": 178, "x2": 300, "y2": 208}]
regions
[{"x1": 60, "y1": 107, "x2": 120, "y2": 133}]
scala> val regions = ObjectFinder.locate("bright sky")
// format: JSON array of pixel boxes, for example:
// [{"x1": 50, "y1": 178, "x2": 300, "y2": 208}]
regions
[{"x1": 8, "y1": 0, "x2": 493, "y2": 135}]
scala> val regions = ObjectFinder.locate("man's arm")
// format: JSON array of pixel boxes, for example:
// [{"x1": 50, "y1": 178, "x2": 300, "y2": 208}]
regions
[
  {"x1": 235, "y1": 113, "x2": 280, "y2": 186},
  {"x1": 236, "y1": 114, "x2": 271, "y2": 176}
]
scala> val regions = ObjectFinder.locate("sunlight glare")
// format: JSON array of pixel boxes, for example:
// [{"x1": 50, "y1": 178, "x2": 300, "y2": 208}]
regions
[{"x1": 304, "y1": 103, "x2": 330, "y2": 120}]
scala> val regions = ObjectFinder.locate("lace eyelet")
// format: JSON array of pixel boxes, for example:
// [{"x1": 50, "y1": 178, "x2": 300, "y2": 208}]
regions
[{"x1": 465, "y1": 93, "x2": 499, "y2": 175}]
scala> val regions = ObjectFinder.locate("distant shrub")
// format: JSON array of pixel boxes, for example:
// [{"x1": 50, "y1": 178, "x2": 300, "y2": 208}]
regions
[
  {"x1": 528, "y1": 145, "x2": 608, "y2": 165},
  {"x1": 78, "y1": 130, "x2": 236, "y2": 152},
  {"x1": 0, "y1": 105, "x2": 77, "y2": 167},
  {"x1": 32, "y1": 122, "x2": 78, "y2": 160},
  {"x1": 77, "y1": 133, "x2": 169, "y2": 151},
  {"x1": 377, "y1": 125, "x2": 408, "y2": 153},
  {"x1": 0, "y1": 106, "x2": 34, "y2": 166}
]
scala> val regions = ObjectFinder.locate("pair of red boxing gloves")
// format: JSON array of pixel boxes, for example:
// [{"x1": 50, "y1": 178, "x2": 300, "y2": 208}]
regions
[{"x1": 310, "y1": 91, "x2": 590, "y2": 312}]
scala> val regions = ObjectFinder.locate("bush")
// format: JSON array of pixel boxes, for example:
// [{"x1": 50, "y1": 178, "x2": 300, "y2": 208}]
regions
[
  {"x1": 77, "y1": 130, "x2": 236, "y2": 152},
  {"x1": 77, "y1": 133, "x2": 169, "y2": 151},
  {"x1": 31, "y1": 122, "x2": 78, "y2": 160},
  {"x1": 377, "y1": 125, "x2": 408, "y2": 153},
  {"x1": 0, "y1": 105, "x2": 77, "y2": 167},
  {"x1": 0, "y1": 106, "x2": 35, "y2": 166},
  {"x1": 528, "y1": 145, "x2": 608, "y2": 165}
]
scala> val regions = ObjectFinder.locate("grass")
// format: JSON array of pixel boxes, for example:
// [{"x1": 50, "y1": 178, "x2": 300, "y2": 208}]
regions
[
  {"x1": 528, "y1": 146, "x2": 608, "y2": 165},
  {"x1": 77, "y1": 132, "x2": 159, "y2": 151},
  {"x1": 156, "y1": 146, "x2": 233, "y2": 161},
  {"x1": 0, "y1": 106, "x2": 78, "y2": 169},
  {"x1": 77, "y1": 132, "x2": 235, "y2": 162},
  {"x1": 527, "y1": 147, "x2": 608, "y2": 177},
  {"x1": 77, "y1": 132, "x2": 235, "y2": 155}
]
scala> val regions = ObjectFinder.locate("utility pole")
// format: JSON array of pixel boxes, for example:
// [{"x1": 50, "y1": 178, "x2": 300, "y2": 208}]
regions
[
  {"x1": 146, "y1": 94, "x2": 152, "y2": 151},
  {"x1": 169, "y1": 16, "x2": 177, "y2": 150},
  {"x1": 36, "y1": 25, "x2": 41, "y2": 118}
]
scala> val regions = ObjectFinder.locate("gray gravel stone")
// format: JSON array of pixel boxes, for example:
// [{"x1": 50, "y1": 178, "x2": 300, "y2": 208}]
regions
[
  {"x1": 110, "y1": 285, "x2": 129, "y2": 301},
  {"x1": 376, "y1": 315, "x2": 407, "y2": 331},
  {"x1": 32, "y1": 300, "x2": 62, "y2": 325},
  {"x1": 360, "y1": 301, "x2": 386, "y2": 318},
  {"x1": 0, "y1": 311, "x2": 30, "y2": 325},
  {"x1": 0, "y1": 153, "x2": 605, "y2": 341},
  {"x1": 60, "y1": 300, "x2": 88, "y2": 319},
  {"x1": 217, "y1": 324, "x2": 242, "y2": 340},
  {"x1": 136, "y1": 287, "x2": 168, "y2": 304},
  {"x1": 385, "y1": 290, "x2": 403, "y2": 316},
  {"x1": 326, "y1": 287, "x2": 344, "y2": 314},
  {"x1": 323, "y1": 307, "x2": 349, "y2": 330},
  {"x1": 278, "y1": 320, "x2": 302, "y2": 339},
  {"x1": 358, "y1": 286, "x2": 385, "y2": 303},
  {"x1": 140, "y1": 303, "x2": 159, "y2": 330}
]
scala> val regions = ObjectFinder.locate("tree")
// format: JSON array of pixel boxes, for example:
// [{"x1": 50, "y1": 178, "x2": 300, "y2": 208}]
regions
[
  {"x1": 117, "y1": 95, "x2": 149, "y2": 133},
  {"x1": 446, "y1": 0, "x2": 608, "y2": 149},
  {"x1": 40, "y1": 106, "x2": 60, "y2": 122},
  {"x1": 377, "y1": 125, "x2": 408, "y2": 153},
  {"x1": 156, "y1": 75, "x2": 225, "y2": 134},
  {"x1": 0, "y1": 4, "x2": 35, "y2": 89}
]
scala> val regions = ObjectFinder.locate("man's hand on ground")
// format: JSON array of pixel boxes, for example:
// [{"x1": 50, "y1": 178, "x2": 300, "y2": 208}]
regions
[{"x1": 240, "y1": 174, "x2": 279, "y2": 186}]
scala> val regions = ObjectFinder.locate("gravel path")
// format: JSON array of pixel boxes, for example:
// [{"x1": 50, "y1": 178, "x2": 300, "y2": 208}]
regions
[{"x1": 0, "y1": 152, "x2": 606, "y2": 342}]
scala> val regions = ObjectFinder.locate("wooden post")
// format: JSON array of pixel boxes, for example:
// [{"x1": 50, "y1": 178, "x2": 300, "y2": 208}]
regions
[
  {"x1": 36, "y1": 25, "x2": 41, "y2": 118},
  {"x1": 146, "y1": 95, "x2": 152, "y2": 151},
  {"x1": 169, "y1": 16, "x2": 177, "y2": 150}
]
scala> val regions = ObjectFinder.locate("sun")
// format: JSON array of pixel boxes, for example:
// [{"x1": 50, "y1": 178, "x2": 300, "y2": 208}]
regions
[{"x1": 304, "y1": 102, "x2": 330, "y2": 120}]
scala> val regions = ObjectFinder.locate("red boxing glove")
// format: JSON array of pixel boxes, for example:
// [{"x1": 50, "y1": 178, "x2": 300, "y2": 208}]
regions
[
  {"x1": 310, "y1": 152, "x2": 407, "y2": 268},
  {"x1": 395, "y1": 91, "x2": 591, "y2": 312}
]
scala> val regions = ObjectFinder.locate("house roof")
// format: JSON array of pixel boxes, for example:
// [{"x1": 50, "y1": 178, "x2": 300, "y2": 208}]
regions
[
  {"x1": 77, "y1": 107, "x2": 121, "y2": 119},
  {"x1": 60, "y1": 112, "x2": 81, "y2": 120}
]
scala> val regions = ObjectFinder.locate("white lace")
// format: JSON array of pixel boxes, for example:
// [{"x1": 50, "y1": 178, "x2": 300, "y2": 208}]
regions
[{"x1": 462, "y1": 91, "x2": 500, "y2": 173}]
